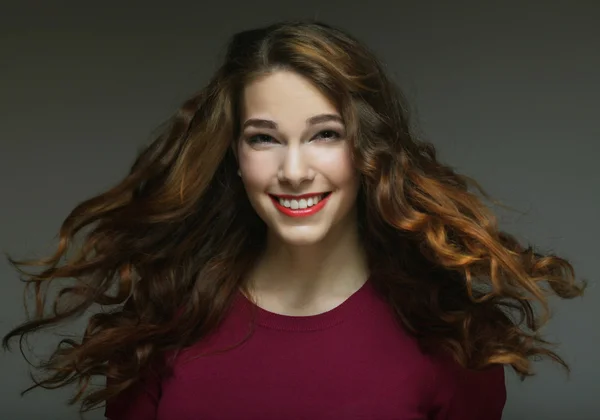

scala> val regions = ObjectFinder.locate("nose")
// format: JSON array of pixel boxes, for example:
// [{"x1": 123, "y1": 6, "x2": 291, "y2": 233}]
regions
[{"x1": 278, "y1": 144, "x2": 314, "y2": 188}]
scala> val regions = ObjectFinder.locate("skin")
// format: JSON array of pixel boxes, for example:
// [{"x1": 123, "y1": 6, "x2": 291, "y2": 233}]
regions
[{"x1": 237, "y1": 70, "x2": 369, "y2": 316}]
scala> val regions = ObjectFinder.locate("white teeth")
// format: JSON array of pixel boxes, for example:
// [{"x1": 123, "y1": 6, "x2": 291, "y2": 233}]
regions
[{"x1": 278, "y1": 194, "x2": 324, "y2": 209}]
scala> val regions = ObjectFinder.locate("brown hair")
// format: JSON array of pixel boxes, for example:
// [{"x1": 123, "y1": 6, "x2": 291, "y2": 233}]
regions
[{"x1": 3, "y1": 20, "x2": 585, "y2": 413}]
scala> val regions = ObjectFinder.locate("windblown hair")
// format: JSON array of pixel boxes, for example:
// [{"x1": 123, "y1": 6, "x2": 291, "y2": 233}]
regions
[{"x1": 3, "y1": 20, "x2": 585, "y2": 413}]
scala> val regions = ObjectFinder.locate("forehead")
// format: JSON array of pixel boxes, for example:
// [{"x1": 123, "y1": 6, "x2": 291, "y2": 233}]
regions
[{"x1": 240, "y1": 71, "x2": 339, "y2": 124}]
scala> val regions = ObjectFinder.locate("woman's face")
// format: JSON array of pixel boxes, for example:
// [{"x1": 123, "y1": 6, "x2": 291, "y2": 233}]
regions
[{"x1": 237, "y1": 70, "x2": 360, "y2": 246}]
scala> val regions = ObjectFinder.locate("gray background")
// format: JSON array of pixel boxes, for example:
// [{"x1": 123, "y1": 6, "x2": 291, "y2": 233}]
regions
[{"x1": 1, "y1": 1, "x2": 598, "y2": 419}]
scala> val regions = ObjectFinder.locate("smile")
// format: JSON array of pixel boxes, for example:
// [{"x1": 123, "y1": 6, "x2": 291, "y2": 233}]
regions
[{"x1": 269, "y1": 192, "x2": 332, "y2": 217}]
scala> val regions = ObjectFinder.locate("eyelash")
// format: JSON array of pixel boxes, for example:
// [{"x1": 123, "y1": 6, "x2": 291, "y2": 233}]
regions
[{"x1": 246, "y1": 129, "x2": 342, "y2": 144}]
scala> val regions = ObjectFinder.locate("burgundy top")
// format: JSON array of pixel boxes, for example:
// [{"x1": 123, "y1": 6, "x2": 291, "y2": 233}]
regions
[{"x1": 105, "y1": 279, "x2": 506, "y2": 419}]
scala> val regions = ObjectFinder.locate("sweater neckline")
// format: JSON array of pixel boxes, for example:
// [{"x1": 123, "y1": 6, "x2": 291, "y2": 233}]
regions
[{"x1": 236, "y1": 277, "x2": 374, "y2": 332}]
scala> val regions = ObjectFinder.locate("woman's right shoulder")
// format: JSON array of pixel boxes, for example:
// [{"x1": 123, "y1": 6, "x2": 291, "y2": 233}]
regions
[{"x1": 103, "y1": 349, "x2": 176, "y2": 420}]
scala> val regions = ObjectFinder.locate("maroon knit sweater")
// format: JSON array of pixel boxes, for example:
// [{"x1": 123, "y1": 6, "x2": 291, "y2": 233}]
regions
[{"x1": 105, "y1": 279, "x2": 506, "y2": 419}]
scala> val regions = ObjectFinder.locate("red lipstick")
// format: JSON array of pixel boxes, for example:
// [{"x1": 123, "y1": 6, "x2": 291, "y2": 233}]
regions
[{"x1": 270, "y1": 193, "x2": 331, "y2": 218}]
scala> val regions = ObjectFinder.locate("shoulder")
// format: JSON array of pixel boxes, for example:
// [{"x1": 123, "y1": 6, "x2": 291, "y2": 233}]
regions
[
  {"x1": 426, "y1": 353, "x2": 506, "y2": 420},
  {"x1": 104, "y1": 351, "x2": 175, "y2": 420}
]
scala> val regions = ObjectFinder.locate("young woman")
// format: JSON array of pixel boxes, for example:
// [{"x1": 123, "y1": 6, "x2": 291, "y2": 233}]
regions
[{"x1": 3, "y1": 20, "x2": 585, "y2": 419}]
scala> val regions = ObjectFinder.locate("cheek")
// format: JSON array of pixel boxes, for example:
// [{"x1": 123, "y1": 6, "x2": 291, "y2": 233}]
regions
[
  {"x1": 311, "y1": 146, "x2": 357, "y2": 186},
  {"x1": 238, "y1": 148, "x2": 276, "y2": 191}
]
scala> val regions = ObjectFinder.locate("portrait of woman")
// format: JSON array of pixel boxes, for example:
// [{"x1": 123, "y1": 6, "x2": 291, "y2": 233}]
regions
[{"x1": 2, "y1": 20, "x2": 586, "y2": 419}]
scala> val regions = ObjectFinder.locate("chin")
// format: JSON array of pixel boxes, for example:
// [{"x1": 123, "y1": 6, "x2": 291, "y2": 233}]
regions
[{"x1": 273, "y1": 226, "x2": 330, "y2": 247}]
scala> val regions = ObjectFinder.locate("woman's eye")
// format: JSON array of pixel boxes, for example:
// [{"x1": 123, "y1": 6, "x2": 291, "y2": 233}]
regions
[
  {"x1": 247, "y1": 134, "x2": 276, "y2": 144},
  {"x1": 246, "y1": 130, "x2": 342, "y2": 145},
  {"x1": 313, "y1": 130, "x2": 341, "y2": 141}
]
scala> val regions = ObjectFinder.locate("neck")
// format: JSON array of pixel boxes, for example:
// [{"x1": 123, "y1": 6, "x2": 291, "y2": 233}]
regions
[{"x1": 246, "y1": 215, "x2": 369, "y2": 303}]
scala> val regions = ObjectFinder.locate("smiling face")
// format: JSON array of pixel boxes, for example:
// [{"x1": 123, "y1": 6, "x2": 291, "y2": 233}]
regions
[{"x1": 237, "y1": 70, "x2": 360, "y2": 246}]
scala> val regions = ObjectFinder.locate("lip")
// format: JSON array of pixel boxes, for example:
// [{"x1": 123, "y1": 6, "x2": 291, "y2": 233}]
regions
[
  {"x1": 271, "y1": 192, "x2": 330, "y2": 200},
  {"x1": 270, "y1": 192, "x2": 332, "y2": 218}
]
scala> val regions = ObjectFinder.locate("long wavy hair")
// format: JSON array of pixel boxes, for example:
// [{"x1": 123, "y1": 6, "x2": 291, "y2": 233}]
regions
[{"x1": 3, "y1": 20, "x2": 585, "y2": 413}]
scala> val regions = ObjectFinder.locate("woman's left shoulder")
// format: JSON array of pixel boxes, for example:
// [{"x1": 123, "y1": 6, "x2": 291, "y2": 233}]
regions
[{"x1": 426, "y1": 353, "x2": 507, "y2": 420}]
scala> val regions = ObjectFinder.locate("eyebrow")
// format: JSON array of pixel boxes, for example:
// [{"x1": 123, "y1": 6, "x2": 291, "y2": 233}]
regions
[{"x1": 242, "y1": 113, "x2": 344, "y2": 130}]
